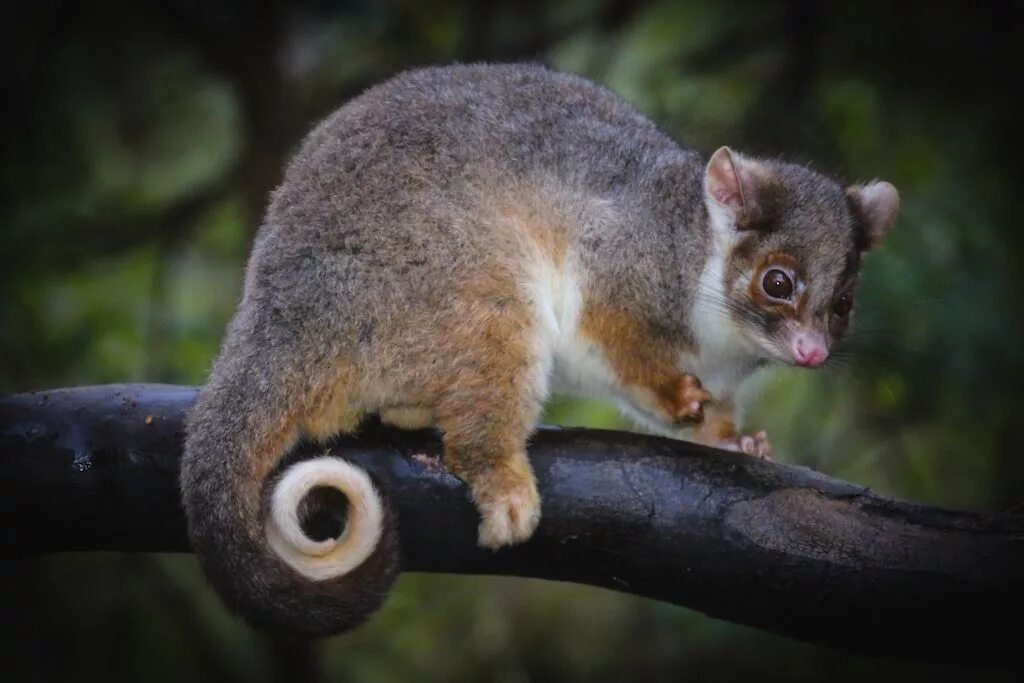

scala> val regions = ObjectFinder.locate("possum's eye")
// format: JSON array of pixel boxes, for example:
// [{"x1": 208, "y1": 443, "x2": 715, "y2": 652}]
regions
[
  {"x1": 761, "y1": 269, "x2": 794, "y2": 301},
  {"x1": 832, "y1": 293, "x2": 853, "y2": 317}
]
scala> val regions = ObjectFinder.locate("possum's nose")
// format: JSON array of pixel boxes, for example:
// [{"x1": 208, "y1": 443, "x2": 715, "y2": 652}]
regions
[{"x1": 790, "y1": 331, "x2": 828, "y2": 367}]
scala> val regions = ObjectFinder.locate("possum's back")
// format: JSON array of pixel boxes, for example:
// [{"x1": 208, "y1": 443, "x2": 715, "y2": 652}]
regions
[
  {"x1": 306, "y1": 63, "x2": 665, "y2": 183},
  {"x1": 265, "y1": 64, "x2": 674, "y2": 234},
  {"x1": 243, "y1": 64, "x2": 685, "y2": 316}
]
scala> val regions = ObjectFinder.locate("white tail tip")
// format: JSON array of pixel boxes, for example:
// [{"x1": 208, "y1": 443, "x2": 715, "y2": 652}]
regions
[{"x1": 266, "y1": 457, "x2": 384, "y2": 582}]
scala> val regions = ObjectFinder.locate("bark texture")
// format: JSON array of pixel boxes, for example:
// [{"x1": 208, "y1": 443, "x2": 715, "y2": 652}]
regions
[{"x1": 1, "y1": 384, "x2": 1020, "y2": 662}]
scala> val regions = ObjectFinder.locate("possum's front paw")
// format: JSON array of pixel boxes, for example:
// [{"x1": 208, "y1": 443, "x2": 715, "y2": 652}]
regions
[
  {"x1": 473, "y1": 468, "x2": 541, "y2": 549},
  {"x1": 670, "y1": 373, "x2": 713, "y2": 423},
  {"x1": 718, "y1": 430, "x2": 773, "y2": 460}
]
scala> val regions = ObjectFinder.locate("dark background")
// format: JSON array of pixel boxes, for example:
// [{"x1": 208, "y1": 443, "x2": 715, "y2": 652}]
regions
[{"x1": 1, "y1": 1, "x2": 1021, "y2": 681}]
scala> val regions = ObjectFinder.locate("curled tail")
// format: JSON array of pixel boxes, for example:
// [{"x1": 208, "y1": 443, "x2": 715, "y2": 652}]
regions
[{"x1": 180, "y1": 354, "x2": 399, "y2": 635}]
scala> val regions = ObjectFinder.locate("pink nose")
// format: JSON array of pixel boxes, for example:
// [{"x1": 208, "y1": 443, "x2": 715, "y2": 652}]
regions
[{"x1": 791, "y1": 332, "x2": 828, "y2": 367}]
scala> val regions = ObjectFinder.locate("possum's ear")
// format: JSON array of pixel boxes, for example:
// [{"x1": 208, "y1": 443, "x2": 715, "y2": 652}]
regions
[
  {"x1": 704, "y1": 146, "x2": 779, "y2": 231},
  {"x1": 846, "y1": 181, "x2": 900, "y2": 251}
]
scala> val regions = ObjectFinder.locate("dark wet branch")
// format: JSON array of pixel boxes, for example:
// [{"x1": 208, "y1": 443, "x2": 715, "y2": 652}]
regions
[{"x1": 0, "y1": 384, "x2": 1020, "y2": 663}]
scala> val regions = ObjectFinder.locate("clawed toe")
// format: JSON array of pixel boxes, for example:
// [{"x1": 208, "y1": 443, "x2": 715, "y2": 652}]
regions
[
  {"x1": 719, "y1": 430, "x2": 773, "y2": 460},
  {"x1": 475, "y1": 476, "x2": 541, "y2": 549},
  {"x1": 673, "y1": 374, "x2": 713, "y2": 423}
]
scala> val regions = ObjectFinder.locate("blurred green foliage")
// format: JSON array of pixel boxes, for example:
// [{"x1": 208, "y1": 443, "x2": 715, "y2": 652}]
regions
[{"x1": 1, "y1": 1, "x2": 1020, "y2": 681}]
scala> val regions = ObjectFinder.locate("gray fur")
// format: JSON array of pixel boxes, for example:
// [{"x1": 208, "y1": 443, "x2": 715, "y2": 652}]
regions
[{"x1": 181, "y1": 63, "x2": 888, "y2": 635}]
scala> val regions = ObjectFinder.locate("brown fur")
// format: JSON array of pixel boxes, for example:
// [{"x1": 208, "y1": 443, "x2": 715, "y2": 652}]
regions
[
  {"x1": 180, "y1": 63, "x2": 898, "y2": 635},
  {"x1": 692, "y1": 403, "x2": 740, "y2": 443},
  {"x1": 578, "y1": 303, "x2": 687, "y2": 420}
]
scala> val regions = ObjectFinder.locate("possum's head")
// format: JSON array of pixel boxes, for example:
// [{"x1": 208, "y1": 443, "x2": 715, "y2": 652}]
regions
[{"x1": 700, "y1": 146, "x2": 899, "y2": 368}]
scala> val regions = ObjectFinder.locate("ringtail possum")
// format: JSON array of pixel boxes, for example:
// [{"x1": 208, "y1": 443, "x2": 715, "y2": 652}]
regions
[{"x1": 181, "y1": 63, "x2": 899, "y2": 634}]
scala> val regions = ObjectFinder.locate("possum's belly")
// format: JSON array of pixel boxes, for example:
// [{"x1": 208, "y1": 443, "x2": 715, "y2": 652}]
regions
[{"x1": 549, "y1": 334, "x2": 620, "y2": 398}]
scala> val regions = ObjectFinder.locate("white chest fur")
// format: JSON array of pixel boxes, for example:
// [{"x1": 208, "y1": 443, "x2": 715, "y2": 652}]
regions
[
  {"x1": 527, "y1": 260, "x2": 619, "y2": 399},
  {"x1": 685, "y1": 241, "x2": 760, "y2": 401}
]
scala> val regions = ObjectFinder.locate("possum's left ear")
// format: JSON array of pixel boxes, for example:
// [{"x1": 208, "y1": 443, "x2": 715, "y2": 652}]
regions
[
  {"x1": 705, "y1": 146, "x2": 779, "y2": 231},
  {"x1": 846, "y1": 182, "x2": 900, "y2": 250}
]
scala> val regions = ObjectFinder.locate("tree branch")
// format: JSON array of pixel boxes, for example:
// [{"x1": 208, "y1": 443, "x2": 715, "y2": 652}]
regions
[{"x1": 1, "y1": 384, "x2": 1020, "y2": 663}]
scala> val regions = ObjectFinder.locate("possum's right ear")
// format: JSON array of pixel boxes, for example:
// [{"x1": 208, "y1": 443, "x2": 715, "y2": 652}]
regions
[
  {"x1": 704, "y1": 146, "x2": 778, "y2": 232},
  {"x1": 846, "y1": 181, "x2": 900, "y2": 251}
]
